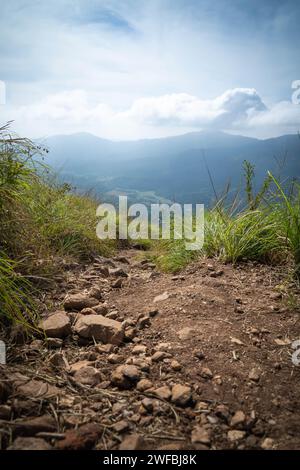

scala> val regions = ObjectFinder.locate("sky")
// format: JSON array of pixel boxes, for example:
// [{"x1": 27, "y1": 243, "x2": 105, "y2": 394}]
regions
[{"x1": 0, "y1": 0, "x2": 300, "y2": 140}]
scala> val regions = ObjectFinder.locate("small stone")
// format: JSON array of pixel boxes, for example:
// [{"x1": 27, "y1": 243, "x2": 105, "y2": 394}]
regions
[
  {"x1": 106, "y1": 311, "x2": 118, "y2": 319},
  {"x1": 194, "y1": 351, "x2": 205, "y2": 360},
  {"x1": 121, "y1": 365, "x2": 141, "y2": 381},
  {"x1": 127, "y1": 357, "x2": 151, "y2": 372},
  {"x1": 249, "y1": 368, "x2": 261, "y2": 382},
  {"x1": 227, "y1": 430, "x2": 246, "y2": 442},
  {"x1": 230, "y1": 337, "x2": 244, "y2": 345},
  {"x1": 8, "y1": 437, "x2": 52, "y2": 450},
  {"x1": 80, "y1": 307, "x2": 97, "y2": 315},
  {"x1": 191, "y1": 426, "x2": 211, "y2": 445},
  {"x1": 195, "y1": 401, "x2": 210, "y2": 411},
  {"x1": 136, "y1": 379, "x2": 153, "y2": 392},
  {"x1": 89, "y1": 286, "x2": 102, "y2": 300},
  {"x1": 93, "y1": 304, "x2": 108, "y2": 315},
  {"x1": 73, "y1": 366, "x2": 101, "y2": 386},
  {"x1": 14, "y1": 377, "x2": 60, "y2": 399},
  {"x1": 12, "y1": 415, "x2": 56, "y2": 437},
  {"x1": 39, "y1": 312, "x2": 71, "y2": 338},
  {"x1": 137, "y1": 316, "x2": 151, "y2": 329},
  {"x1": 209, "y1": 269, "x2": 224, "y2": 278},
  {"x1": 109, "y1": 267, "x2": 128, "y2": 277},
  {"x1": 153, "y1": 386, "x2": 172, "y2": 401},
  {"x1": 261, "y1": 437, "x2": 275, "y2": 450},
  {"x1": 69, "y1": 360, "x2": 94, "y2": 374},
  {"x1": 151, "y1": 351, "x2": 171, "y2": 362},
  {"x1": 171, "y1": 360, "x2": 182, "y2": 371},
  {"x1": 155, "y1": 342, "x2": 171, "y2": 351},
  {"x1": 200, "y1": 367, "x2": 213, "y2": 379},
  {"x1": 49, "y1": 352, "x2": 65, "y2": 368},
  {"x1": 132, "y1": 345, "x2": 147, "y2": 355},
  {"x1": 64, "y1": 294, "x2": 99, "y2": 311},
  {"x1": 119, "y1": 433, "x2": 145, "y2": 450},
  {"x1": 74, "y1": 314, "x2": 124, "y2": 345},
  {"x1": 230, "y1": 410, "x2": 246, "y2": 427},
  {"x1": 141, "y1": 398, "x2": 154, "y2": 412},
  {"x1": 111, "y1": 365, "x2": 141, "y2": 389},
  {"x1": 56, "y1": 423, "x2": 102, "y2": 450},
  {"x1": 154, "y1": 292, "x2": 169, "y2": 303},
  {"x1": 124, "y1": 328, "x2": 137, "y2": 341},
  {"x1": 95, "y1": 343, "x2": 114, "y2": 353},
  {"x1": 149, "y1": 309, "x2": 159, "y2": 317},
  {"x1": 112, "y1": 420, "x2": 130, "y2": 433},
  {"x1": 108, "y1": 353, "x2": 123, "y2": 364},
  {"x1": 177, "y1": 327, "x2": 193, "y2": 341},
  {"x1": 215, "y1": 404, "x2": 230, "y2": 421},
  {"x1": 171, "y1": 384, "x2": 192, "y2": 406}
]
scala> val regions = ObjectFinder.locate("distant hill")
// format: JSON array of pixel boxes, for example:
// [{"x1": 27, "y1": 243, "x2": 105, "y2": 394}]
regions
[{"x1": 43, "y1": 131, "x2": 300, "y2": 206}]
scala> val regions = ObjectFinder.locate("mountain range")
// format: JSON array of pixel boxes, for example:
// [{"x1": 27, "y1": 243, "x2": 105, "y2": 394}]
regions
[{"x1": 43, "y1": 130, "x2": 300, "y2": 207}]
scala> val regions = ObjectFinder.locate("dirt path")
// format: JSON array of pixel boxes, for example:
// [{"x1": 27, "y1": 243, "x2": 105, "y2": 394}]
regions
[{"x1": 1, "y1": 250, "x2": 300, "y2": 450}]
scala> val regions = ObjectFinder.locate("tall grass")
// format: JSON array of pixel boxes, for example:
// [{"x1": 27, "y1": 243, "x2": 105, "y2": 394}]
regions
[
  {"x1": 148, "y1": 162, "x2": 300, "y2": 277},
  {"x1": 0, "y1": 123, "x2": 115, "y2": 327},
  {"x1": 203, "y1": 208, "x2": 280, "y2": 263},
  {"x1": 0, "y1": 252, "x2": 37, "y2": 329},
  {"x1": 269, "y1": 173, "x2": 300, "y2": 278}
]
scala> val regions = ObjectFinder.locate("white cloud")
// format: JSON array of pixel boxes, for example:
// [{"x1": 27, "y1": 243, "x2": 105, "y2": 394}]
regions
[
  {"x1": 1, "y1": 87, "x2": 299, "y2": 139},
  {"x1": 127, "y1": 88, "x2": 267, "y2": 126}
]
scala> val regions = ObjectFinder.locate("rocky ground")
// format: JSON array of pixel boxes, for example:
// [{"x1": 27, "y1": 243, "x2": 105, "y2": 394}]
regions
[{"x1": 0, "y1": 249, "x2": 300, "y2": 451}]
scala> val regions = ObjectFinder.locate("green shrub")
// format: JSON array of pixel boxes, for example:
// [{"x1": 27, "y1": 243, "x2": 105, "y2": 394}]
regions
[{"x1": 0, "y1": 251, "x2": 37, "y2": 329}]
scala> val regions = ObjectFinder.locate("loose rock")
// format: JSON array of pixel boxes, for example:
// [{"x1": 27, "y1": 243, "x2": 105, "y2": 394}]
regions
[
  {"x1": 177, "y1": 327, "x2": 193, "y2": 341},
  {"x1": 171, "y1": 360, "x2": 182, "y2": 371},
  {"x1": 136, "y1": 379, "x2": 153, "y2": 392},
  {"x1": 64, "y1": 294, "x2": 99, "y2": 311},
  {"x1": 57, "y1": 423, "x2": 102, "y2": 450},
  {"x1": 227, "y1": 430, "x2": 246, "y2": 442},
  {"x1": 119, "y1": 433, "x2": 145, "y2": 450},
  {"x1": 154, "y1": 292, "x2": 169, "y2": 303},
  {"x1": 230, "y1": 410, "x2": 246, "y2": 427},
  {"x1": 249, "y1": 368, "x2": 261, "y2": 382},
  {"x1": 171, "y1": 384, "x2": 192, "y2": 407},
  {"x1": 111, "y1": 365, "x2": 141, "y2": 389},
  {"x1": 73, "y1": 366, "x2": 101, "y2": 386},
  {"x1": 191, "y1": 426, "x2": 211, "y2": 445},
  {"x1": 8, "y1": 437, "x2": 52, "y2": 450},
  {"x1": 39, "y1": 312, "x2": 71, "y2": 338},
  {"x1": 132, "y1": 345, "x2": 147, "y2": 355},
  {"x1": 153, "y1": 386, "x2": 172, "y2": 401},
  {"x1": 12, "y1": 415, "x2": 57, "y2": 437},
  {"x1": 74, "y1": 314, "x2": 124, "y2": 345}
]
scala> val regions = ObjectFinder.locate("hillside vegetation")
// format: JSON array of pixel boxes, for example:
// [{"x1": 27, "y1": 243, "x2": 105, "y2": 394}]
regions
[
  {"x1": 0, "y1": 124, "x2": 299, "y2": 329},
  {"x1": 0, "y1": 124, "x2": 115, "y2": 329}
]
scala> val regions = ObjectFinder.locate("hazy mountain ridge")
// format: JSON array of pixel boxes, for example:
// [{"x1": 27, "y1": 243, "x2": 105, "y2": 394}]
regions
[{"x1": 44, "y1": 131, "x2": 300, "y2": 206}]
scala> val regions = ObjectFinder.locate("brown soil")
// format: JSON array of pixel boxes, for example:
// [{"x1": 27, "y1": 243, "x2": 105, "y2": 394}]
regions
[{"x1": 1, "y1": 250, "x2": 300, "y2": 450}]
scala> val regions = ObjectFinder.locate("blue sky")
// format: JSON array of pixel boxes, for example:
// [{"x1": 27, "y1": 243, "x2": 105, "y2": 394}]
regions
[{"x1": 0, "y1": 0, "x2": 299, "y2": 139}]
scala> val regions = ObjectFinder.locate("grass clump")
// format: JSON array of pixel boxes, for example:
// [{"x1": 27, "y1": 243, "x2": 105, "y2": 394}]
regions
[
  {"x1": 0, "y1": 123, "x2": 115, "y2": 328},
  {"x1": 148, "y1": 160, "x2": 300, "y2": 276}
]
